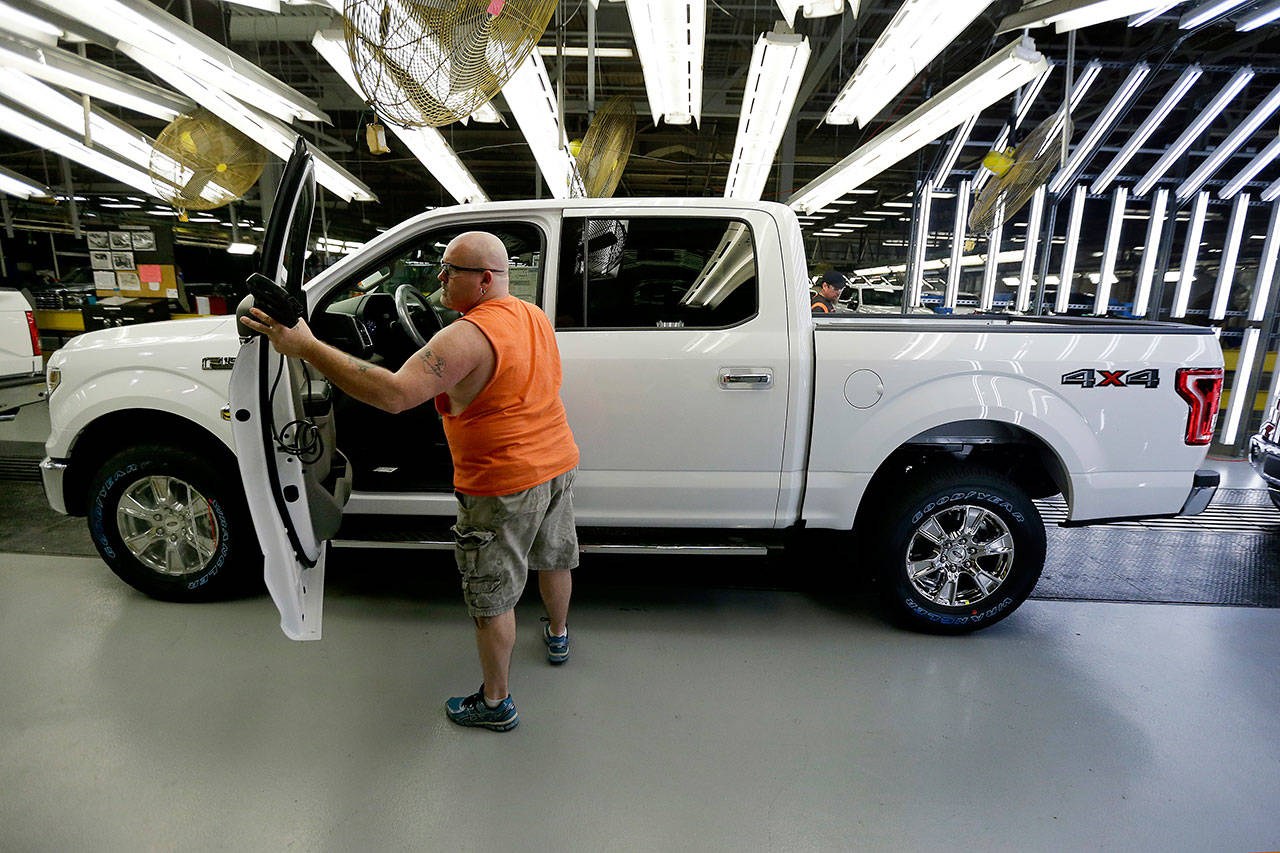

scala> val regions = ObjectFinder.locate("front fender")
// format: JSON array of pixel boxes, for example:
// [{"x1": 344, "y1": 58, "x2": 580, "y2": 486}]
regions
[{"x1": 47, "y1": 367, "x2": 234, "y2": 459}]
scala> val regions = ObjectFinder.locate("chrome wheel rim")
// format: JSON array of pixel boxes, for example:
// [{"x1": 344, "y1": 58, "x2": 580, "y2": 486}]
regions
[
  {"x1": 906, "y1": 503, "x2": 1015, "y2": 607},
  {"x1": 116, "y1": 475, "x2": 220, "y2": 576}
]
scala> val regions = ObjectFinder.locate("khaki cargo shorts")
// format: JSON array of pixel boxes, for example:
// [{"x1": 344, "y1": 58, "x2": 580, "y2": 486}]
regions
[{"x1": 452, "y1": 466, "x2": 579, "y2": 618}]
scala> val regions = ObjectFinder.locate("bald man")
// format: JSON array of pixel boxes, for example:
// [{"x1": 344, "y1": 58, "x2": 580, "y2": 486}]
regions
[{"x1": 243, "y1": 231, "x2": 580, "y2": 732}]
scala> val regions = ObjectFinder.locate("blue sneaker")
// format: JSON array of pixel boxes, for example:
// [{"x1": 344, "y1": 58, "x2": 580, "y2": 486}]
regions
[
  {"x1": 444, "y1": 685, "x2": 519, "y2": 731},
  {"x1": 542, "y1": 618, "x2": 569, "y2": 665}
]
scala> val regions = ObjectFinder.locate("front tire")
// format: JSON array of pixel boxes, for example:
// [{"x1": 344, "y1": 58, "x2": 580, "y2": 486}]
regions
[
  {"x1": 87, "y1": 444, "x2": 257, "y2": 601},
  {"x1": 872, "y1": 464, "x2": 1045, "y2": 634}
]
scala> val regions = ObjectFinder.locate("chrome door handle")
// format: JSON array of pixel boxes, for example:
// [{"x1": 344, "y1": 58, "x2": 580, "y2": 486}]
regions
[{"x1": 718, "y1": 368, "x2": 773, "y2": 389}]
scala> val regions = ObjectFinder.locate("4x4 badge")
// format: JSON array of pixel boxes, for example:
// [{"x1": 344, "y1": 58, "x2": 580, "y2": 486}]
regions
[{"x1": 1061, "y1": 368, "x2": 1159, "y2": 388}]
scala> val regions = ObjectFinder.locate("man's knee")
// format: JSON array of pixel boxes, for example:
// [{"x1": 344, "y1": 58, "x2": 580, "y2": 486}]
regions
[{"x1": 472, "y1": 611, "x2": 511, "y2": 629}]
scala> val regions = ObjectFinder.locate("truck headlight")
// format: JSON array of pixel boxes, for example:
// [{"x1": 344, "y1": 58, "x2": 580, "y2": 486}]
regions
[{"x1": 46, "y1": 366, "x2": 61, "y2": 398}]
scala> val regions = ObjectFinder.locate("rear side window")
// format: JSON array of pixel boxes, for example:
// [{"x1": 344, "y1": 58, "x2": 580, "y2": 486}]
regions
[{"x1": 556, "y1": 217, "x2": 758, "y2": 329}]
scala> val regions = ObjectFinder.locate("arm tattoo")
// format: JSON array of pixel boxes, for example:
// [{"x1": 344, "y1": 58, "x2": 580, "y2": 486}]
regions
[
  {"x1": 346, "y1": 354, "x2": 372, "y2": 374},
  {"x1": 418, "y1": 348, "x2": 446, "y2": 378}
]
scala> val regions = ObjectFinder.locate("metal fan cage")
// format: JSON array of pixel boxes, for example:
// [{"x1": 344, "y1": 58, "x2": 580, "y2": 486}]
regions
[
  {"x1": 968, "y1": 110, "x2": 1065, "y2": 235},
  {"x1": 344, "y1": 0, "x2": 557, "y2": 128},
  {"x1": 576, "y1": 96, "x2": 636, "y2": 198},
  {"x1": 149, "y1": 108, "x2": 266, "y2": 212}
]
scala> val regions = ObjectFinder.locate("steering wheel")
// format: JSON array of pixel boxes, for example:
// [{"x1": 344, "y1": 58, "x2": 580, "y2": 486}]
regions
[{"x1": 394, "y1": 284, "x2": 444, "y2": 347}]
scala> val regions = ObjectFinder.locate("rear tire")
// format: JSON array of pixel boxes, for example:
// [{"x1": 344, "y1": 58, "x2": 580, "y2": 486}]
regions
[
  {"x1": 872, "y1": 464, "x2": 1045, "y2": 634},
  {"x1": 87, "y1": 444, "x2": 258, "y2": 601}
]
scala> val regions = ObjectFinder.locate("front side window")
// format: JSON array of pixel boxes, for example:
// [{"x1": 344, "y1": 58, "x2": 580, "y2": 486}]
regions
[
  {"x1": 314, "y1": 221, "x2": 545, "y2": 361},
  {"x1": 327, "y1": 221, "x2": 545, "y2": 307},
  {"x1": 556, "y1": 216, "x2": 758, "y2": 329}
]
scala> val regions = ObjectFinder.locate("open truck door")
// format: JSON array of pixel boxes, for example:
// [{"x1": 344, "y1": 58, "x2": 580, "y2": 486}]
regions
[{"x1": 228, "y1": 139, "x2": 351, "y2": 640}]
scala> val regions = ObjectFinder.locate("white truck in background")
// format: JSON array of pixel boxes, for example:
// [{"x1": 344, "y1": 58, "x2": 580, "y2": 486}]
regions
[
  {"x1": 40, "y1": 144, "x2": 1225, "y2": 637},
  {"x1": 0, "y1": 287, "x2": 45, "y2": 418}
]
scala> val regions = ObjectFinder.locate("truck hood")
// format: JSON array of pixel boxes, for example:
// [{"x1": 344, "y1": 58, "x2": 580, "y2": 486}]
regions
[
  {"x1": 57, "y1": 316, "x2": 237, "y2": 354},
  {"x1": 49, "y1": 316, "x2": 240, "y2": 378}
]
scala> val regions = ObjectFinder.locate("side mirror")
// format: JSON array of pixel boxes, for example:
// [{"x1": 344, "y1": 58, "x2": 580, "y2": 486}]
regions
[{"x1": 235, "y1": 273, "x2": 302, "y2": 342}]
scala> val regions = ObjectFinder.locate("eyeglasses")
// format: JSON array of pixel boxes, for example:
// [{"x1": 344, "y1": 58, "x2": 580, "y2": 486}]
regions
[{"x1": 439, "y1": 261, "x2": 506, "y2": 278}]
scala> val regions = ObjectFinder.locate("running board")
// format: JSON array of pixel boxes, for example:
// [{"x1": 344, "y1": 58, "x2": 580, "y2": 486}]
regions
[
  {"x1": 331, "y1": 538, "x2": 769, "y2": 556},
  {"x1": 331, "y1": 518, "x2": 775, "y2": 556}
]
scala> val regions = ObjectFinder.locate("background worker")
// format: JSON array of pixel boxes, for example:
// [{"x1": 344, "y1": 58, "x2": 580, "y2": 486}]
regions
[{"x1": 812, "y1": 270, "x2": 846, "y2": 314}]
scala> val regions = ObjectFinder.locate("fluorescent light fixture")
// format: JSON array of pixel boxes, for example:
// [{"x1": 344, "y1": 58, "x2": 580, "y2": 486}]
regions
[
  {"x1": 34, "y1": 0, "x2": 327, "y2": 124},
  {"x1": 724, "y1": 30, "x2": 810, "y2": 201},
  {"x1": 501, "y1": 51, "x2": 586, "y2": 199},
  {"x1": 1219, "y1": 136, "x2": 1280, "y2": 199},
  {"x1": 121, "y1": 45, "x2": 375, "y2": 203},
  {"x1": 0, "y1": 0, "x2": 63, "y2": 45},
  {"x1": 1172, "y1": 190, "x2": 1209, "y2": 316},
  {"x1": 227, "y1": 241, "x2": 257, "y2": 255},
  {"x1": 1056, "y1": 185, "x2": 1088, "y2": 313},
  {"x1": 1095, "y1": 187, "x2": 1128, "y2": 313},
  {"x1": 1180, "y1": 0, "x2": 1250, "y2": 27},
  {"x1": 792, "y1": 37, "x2": 1047, "y2": 214},
  {"x1": 945, "y1": 180, "x2": 971, "y2": 308},
  {"x1": 1221, "y1": 326, "x2": 1259, "y2": 444},
  {"x1": 1000, "y1": 0, "x2": 1173, "y2": 32},
  {"x1": 1017, "y1": 185, "x2": 1045, "y2": 311},
  {"x1": 0, "y1": 101, "x2": 156, "y2": 196},
  {"x1": 1015, "y1": 64, "x2": 1054, "y2": 129},
  {"x1": 1130, "y1": 2, "x2": 1183, "y2": 24},
  {"x1": 683, "y1": 223, "x2": 755, "y2": 308},
  {"x1": 1265, "y1": 175, "x2": 1280, "y2": 203},
  {"x1": 935, "y1": 115, "x2": 977, "y2": 187},
  {"x1": 1047, "y1": 63, "x2": 1149, "y2": 196},
  {"x1": 537, "y1": 45, "x2": 634, "y2": 58},
  {"x1": 884, "y1": 201, "x2": 914, "y2": 208},
  {"x1": 1133, "y1": 67, "x2": 1253, "y2": 197},
  {"x1": 1177, "y1": 82, "x2": 1280, "y2": 200},
  {"x1": 0, "y1": 31, "x2": 191, "y2": 121},
  {"x1": 1092, "y1": 65, "x2": 1202, "y2": 194},
  {"x1": 1248, "y1": 202, "x2": 1280, "y2": 322},
  {"x1": 218, "y1": 0, "x2": 279, "y2": 11},
  {"x1": 316, "y1": 236, "x2": 365, "y2": 255},
  {"x1": 907, "y1": 181, "x2": 934, "y2": 306},
  {"x1": 1237, "y1": 0, "x2": 1280, "y2": 30},
  {"x1": 625, "y1": 0, "x2": 705, "y2": 125},
  {"x1": 0, "y1": 164, "x2": 51, "y2": 198},
  {"x1": 313, "y1": 30, "x2": 487, "y2": 205},
  {"x1": 1133, "y1": 188, "x2": 1168, "y2": 316},
  {"x1": 1210, "y1": 192, "x2": 1249, "y2": 320},
  {"x1": 825, "y1": 0, "x2": 998, "y2": 127},
  {"x1": 776, "y1": 0, "x2": 855, "y2": 26},
  {"x1": 0, "y1": 69, "x2": 228, "y2": 203},
  {"x1": 980, "y1": 202, "x2": 1004, "y2": 310}
]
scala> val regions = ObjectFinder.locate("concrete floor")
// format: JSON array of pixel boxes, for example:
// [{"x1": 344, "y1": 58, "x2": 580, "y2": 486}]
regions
[{"x1": 2, "y1": 549, "x2": 1278, "y2": 851}]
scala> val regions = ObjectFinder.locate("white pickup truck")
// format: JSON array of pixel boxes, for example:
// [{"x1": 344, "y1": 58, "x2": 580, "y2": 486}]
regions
[
  {"x1": 0, "y1": 287, "x2": 45, "y2": 418},
  {"x1": 41, "y1": 145, "x2": 1225, "y2": 637}
]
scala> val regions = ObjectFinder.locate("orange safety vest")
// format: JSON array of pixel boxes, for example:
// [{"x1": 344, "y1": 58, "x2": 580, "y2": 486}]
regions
[{"x1": 435, "y1": 296, "x2": 580, "y2": 496}]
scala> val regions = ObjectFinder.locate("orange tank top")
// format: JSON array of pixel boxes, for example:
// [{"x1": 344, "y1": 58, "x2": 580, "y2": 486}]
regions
[{"x1": 435, "y1": 296, "x2": 580, "y2": 496}]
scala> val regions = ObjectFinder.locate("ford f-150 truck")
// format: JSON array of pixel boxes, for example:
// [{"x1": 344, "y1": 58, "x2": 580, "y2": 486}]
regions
[{"x1": 40, "y1": 144, "x2": 1225, "y2": 638}]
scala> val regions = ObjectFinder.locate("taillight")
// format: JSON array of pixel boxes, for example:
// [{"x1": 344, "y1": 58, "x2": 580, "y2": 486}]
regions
[
  {"x1": 1175, "y1": 367, "x2": 1223, "y2": 446},
  {"x1": 25, "y1": 310, "x2": 40, "y2": 357}
]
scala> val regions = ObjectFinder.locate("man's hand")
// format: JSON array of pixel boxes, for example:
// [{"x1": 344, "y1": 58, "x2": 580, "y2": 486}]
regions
[{"x1": 240, "y1": 307, "x2": 318, "y2": 359}]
